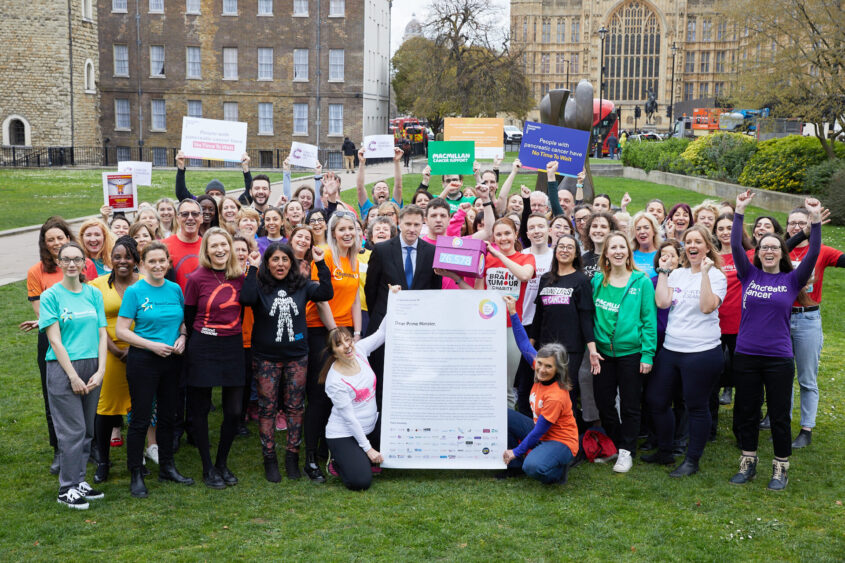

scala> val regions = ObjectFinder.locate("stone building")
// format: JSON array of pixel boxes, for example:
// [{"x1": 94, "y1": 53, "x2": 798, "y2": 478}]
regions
[
  {"x1": 0, "y1": 0, "x2": 101, "y2": 148},
  {"x1": 98, "y1": 0, "x2": 390, "y2": 166},
  {"x1": 510, "y1": 0, "x2": 740, "y2": 130}
]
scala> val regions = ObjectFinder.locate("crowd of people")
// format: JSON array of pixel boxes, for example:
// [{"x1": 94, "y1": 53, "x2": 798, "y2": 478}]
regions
[{"x1": 22, "y1": 146, "x2": 842, "y2": 510}]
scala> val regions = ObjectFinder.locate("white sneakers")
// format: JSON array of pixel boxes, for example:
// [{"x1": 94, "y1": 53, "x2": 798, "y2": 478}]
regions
[
  {"x1": 613, "y1": 449, "x2": 633, "y2": 473},
  {"x1": 145, "y1": 444, "x2": 159, "y2": 464}
]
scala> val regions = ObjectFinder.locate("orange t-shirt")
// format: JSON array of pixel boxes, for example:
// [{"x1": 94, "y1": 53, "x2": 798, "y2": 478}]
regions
[
  {"x1": 27, "y1": 260, "x2": 98, "y2": 301},
  {"x1": 529, "y1": 381, "x2": 579, "y2": 455},
  {"x1": 305, "y1": 249, "x2": 359, "y2": 328}
]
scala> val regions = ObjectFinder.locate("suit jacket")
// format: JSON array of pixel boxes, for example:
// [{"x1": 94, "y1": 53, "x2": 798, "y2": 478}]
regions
[{"x1": 364, "y1": 236, "x2": 441, "y2": 335}]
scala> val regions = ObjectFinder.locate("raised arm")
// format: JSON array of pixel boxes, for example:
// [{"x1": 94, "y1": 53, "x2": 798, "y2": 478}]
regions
[
  {"x1": 392, "y1": 147, "x2": 404, "y2": 206},
  {"x1": 174, "y1": 151, "x2": 196, "y2": 201},
  {"x1": 241, "y1": 152, "x2": 253, "y2": 204},
  {"x1": 495, "y1": 159, "x2": 521, "y2": 215},
  {"x1": 545, "y1": 161, "x2": 564, "y2": 217},
  {"x1": 731, "y1": 190, "x2": 755, "y2": 279},
  {"x1": 356, "y1": 148, "x2": 368, "y2": 208},
  {"x1": 794, "y1": 198, "x2": 823, "y2": 287},
  {"x1": 503, "y1": 295, "x2": 536, "y2": 365}
]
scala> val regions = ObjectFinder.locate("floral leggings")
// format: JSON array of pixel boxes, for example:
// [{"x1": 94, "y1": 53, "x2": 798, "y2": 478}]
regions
[{"x1": 254, "y1": 355, "x2": 307, "y2": 456}]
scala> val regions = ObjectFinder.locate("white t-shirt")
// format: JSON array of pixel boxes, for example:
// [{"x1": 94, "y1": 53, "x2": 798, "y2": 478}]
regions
[
  {"x1": 520, "y1": 248, "x2": 554, "y2": 325},
  {"x1": 664, "y1": 267, "x2": 728, "y2": 353}
]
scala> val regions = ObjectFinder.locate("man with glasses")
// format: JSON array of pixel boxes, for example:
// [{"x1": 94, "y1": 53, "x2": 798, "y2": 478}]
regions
[
  {"x1": 356, "y1": 146, "x2": 405, "y2": 218},
  {"x1": 163, "y1": 199, "x2": 203, "y2": 291}
]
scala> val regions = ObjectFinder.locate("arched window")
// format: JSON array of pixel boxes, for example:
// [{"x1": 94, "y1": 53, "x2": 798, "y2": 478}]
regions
[
  {"x1": 3, "y1": 115, "x2": 31, "y2": 146},
  {"x1": 84, "y1": 59, "x2": 96, "y2": 92},
  {"x1": 604, "y1": 1, "x2": 661, "y2": 101}
]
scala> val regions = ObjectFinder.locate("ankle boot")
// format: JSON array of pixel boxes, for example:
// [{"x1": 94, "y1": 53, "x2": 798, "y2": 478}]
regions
[
  {"x1": 158, "y1": 462, "x2": 195, "y2": 485},
  {"x1": 285, "y1": 451, "x2": 301, "y2": 480},
  {"x1": 130, "y1": 467, "x2": 148, "y2": 498},
  {"x1": 729, "y1": 454, "x2": 758, "y2": 485},
  {"x1": 94, "y1": 462, "x2": 110, "y2": 484},
  {"x1": 215, "y1": 464, "x2": 238, "y2": 486},
  {"x1": 669, "y1": 458, "x2": 699, "y2": 477},
  {"x1": 303, "y1": 452, "x2": 326, "y2": 483},
  {"x1": 767, "y1": 459, "x2": 789, "y2": 491},
  {"x1": 641, "y1": 450, "x2": 675, "y2": 465},
  {"x1": 264, "y1": 454, "x2": 281, "y2": 483}
]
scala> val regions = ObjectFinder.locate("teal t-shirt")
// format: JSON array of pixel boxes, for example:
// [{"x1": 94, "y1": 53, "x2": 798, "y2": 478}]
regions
[
  {"x1": 633, "y1": 250, "x2": 657, "y2": 279},
  {"x1": 118, "y1": 279, "x2": 184, "y2": 345},
  {"x1": 39, "y1": 283, "x2": 106, "y2": 362}
]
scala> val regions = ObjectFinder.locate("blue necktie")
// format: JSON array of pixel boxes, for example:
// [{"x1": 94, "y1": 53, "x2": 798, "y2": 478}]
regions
[{"x1": 404, "y1": 246, "x2": 414, "y2": 289}]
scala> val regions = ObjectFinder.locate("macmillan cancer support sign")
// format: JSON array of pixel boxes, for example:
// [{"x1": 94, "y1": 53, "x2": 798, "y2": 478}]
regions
[
  {"x1": 517, "y1": 121, "x2": 590, "y2": 177},
  {"x1": 427, "y1": 141, "x2": 475, "y2": 175}
]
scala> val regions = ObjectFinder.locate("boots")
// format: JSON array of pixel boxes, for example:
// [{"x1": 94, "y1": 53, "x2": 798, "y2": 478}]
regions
[
  {"x1": 303, "y1": 451, "x2": 326, "y2": 483},
  {"x1": 768, "y1": 459, "x2": 789, "y2": 491},
  {"x1": 94, "y1": 462, "x2": 110, "y2": 484},
  {"x1": 264, "y1": 454, "x2": 281, "y2": 483},
  {"x1": 215, "y1": 464, "x2": 238, "y2": 486},
  {"x1": 669, "y1": 458, "x2": 700, "y2": 477},
  {"x1": 729, "y1": 454, "x2": 758, "y2": 485},
  {"x1": 130, "y1": 467, "x2": 148, "y2": 498},
  {"x1": 641, "y1": 450, "x2": 675, "y2": 465},
  {"x1": 285, "y1": 451, "x2": 301, "y2": 480},
  {"x1": 158, "y1": 462, "x2": 195, "y2": 485}
]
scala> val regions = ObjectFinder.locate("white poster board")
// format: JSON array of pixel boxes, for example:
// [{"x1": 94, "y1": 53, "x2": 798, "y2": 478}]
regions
[
  {"x1": 289, "y1": 141, "x2": 319, "y2": 169},
  {"x1": 117, "y1": 161, "x2": 152, "y2": 186},
  {"x1": 102, "y1": 172, "x2": 138, "y2": 212},
  {"x1": 180, "y1": 117, "x2": 247, "y2": 162},
  {"x1": 363, "y1": 135, "x2": 395, "y2": 159},
  {"x1": 380, "y1": 290, "x2": 507, "y2": 470}
]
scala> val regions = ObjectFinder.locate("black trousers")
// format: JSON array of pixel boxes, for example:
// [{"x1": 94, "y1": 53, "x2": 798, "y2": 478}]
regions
[
  {"x1": 733, "y1": 353, "x2": 794, "y2": 458},
  {"x1": 125, "y1": 347, "x2": 181, "y2": 471},
  {"x1": 593, "y1": 353, "x2": 643, "y2": 453},
  {"x1": 304, "y1": 326, "x2": 337, "y2": 458},
  {"x1": 37, "y1": 332, "x2": 59, "y2": 449},
  {"x1": 326, "y1": 418, "x2": 380, "y2": 491},
  {"x1": 188, "y1": 385, "x2": 243, "y2": 473}
]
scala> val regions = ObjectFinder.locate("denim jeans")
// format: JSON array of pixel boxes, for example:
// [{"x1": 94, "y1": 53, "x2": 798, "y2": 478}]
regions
[
  {"x1": 790, "y1": 310, "x2": 823, "y2": 429},
  {"x1": 507, "y1": 409, "x2": 573, "y2": 484}
]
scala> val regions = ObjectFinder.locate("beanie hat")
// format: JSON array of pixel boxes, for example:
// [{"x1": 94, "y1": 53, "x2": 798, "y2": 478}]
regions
[{"x1": 205, "y1": 179, "x2": 225, "y2": 194}]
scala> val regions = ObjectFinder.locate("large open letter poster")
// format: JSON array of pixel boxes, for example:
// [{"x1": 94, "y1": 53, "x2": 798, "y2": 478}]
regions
[{"x1": 381, "y1": 291, "x2": 507, "y2": 470}]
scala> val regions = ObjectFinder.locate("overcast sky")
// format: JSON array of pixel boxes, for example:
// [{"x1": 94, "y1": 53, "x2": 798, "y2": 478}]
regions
[{"x1": 390, "y1": 0, "x2": 511, "y2": 55}]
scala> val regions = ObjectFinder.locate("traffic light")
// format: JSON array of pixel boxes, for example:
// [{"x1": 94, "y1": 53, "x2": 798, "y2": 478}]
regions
[
  {"x1": 634, "y1": 106, "x2": 642, "y2": 118},
  {"x1": 616, "y1": 108, "x2": 622, "y2": 121},
  {"x1": 666, "y1": 105, "x2": 673, "y2": 118}
]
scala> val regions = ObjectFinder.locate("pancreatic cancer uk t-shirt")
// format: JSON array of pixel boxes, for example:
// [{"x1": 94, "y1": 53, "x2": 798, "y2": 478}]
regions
[{"x1": 118, "y1": 279, "x2": 184, "y2": 345}]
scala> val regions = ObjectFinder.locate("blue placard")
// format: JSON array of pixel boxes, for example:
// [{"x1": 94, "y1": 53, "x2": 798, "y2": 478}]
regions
[{"x1": 518, "y1": 121, "x2": 591, "y2": 177}]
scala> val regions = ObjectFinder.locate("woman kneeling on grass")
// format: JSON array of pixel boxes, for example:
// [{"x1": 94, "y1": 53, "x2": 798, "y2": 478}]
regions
[
  {"x1": 502, "y1": 296, "x2": 579, "y2": 485},
  {"x1": 318, "y1": 287, "x2": 396, "y2": 491}
]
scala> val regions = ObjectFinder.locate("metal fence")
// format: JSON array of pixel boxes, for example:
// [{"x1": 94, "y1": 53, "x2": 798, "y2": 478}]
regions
[{"x1": 0, "y1": 141, "x2": 432, "y2": 169}]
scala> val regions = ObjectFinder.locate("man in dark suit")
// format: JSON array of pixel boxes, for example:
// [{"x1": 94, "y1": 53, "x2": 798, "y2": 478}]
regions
[{"x1": 364, "y1": 204, "x2": 441, "y2": 407}]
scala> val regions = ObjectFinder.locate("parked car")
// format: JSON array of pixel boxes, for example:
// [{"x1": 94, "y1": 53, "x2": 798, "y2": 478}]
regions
[
  {"x1": 628, "y1": 132, "x2": 661, "y2": 142},
  {"x1": 504, "y1": 125, "x2": 523, "y2": 144}
]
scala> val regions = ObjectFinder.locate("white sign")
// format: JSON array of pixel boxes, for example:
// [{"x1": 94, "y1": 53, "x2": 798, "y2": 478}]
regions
[
  {"x1": 380, "y1": 290, "x2": 507, "y2": 470},
  {"x1": 117, "y1": 161, "x2": 152, "y2": 186},
  {"x1": 180, "y1": 117, "x2": 247, "y2": 162},
  {"x1": 363, "y1": 135, "x2": 395, "y2": 159},
  {"x1": 289, "y1": 141, "x2": 319, "y2": 169}
]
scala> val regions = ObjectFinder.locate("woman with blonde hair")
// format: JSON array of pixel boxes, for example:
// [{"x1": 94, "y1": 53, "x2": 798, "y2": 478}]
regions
[
  {"x1": 218, "y1": 195, "x2": 242, "y2": 235},
  {"x1": 78, "y1": 219, "x2": 115, "y2": 276},
  {"x1": 692, "y1": 201, "x2": 720, "y2": 232},
  {"x1": 155, "y1": 197, "x2": 177, "y2": 238},
  {"x1": 630, "y1": 211, "x2": 661, "y2": 278},
  {"x1": 136, "y1": 207, "x2": 164, "y2": 240}
]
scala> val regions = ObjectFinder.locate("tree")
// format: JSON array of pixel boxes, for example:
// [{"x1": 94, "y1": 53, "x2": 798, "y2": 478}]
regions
[
  {"x1": 722, "y1": 0, "x2": 844, "y2": 159},
  {"x1": 391, "y1": 0, "x2": 531, "y2": 131}
]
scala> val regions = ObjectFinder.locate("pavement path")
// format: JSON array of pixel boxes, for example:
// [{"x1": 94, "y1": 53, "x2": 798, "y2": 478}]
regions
[{"x1": 0, "y1": 161, "x2": 406, "y2": 287}]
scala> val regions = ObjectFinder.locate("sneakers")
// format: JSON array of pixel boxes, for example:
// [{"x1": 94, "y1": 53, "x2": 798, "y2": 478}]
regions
[
  {"x1": 145, "y1": 444, "x2": 159, "y2": 465},
  {"x1": 326, "y1": 459, "x2": 339, "y2": 477},
  {"x1": 57, "y1": 487, "x2": 89, "y2": 510},
  {"x1": 768, "y1": 459, "x2": 789, "y2": 491},
  {"x1": 77, "y1": 481, "x2": 104, "y2": 500},
  {"x1": 275, "y1": 411, "x2": 287, "y2": 431},
  {"x1": 791, "y1": 429, "x2": 812, "y2": 449},
  {"x1": 612, "y1": 449, "x2": 633, "y2": 473},
  {"x1": 719, "y1": 387, "x2": 733, "y2": 405},
  {"x1": 729, "y1": 454, "x2": 758, "y2": 484}
]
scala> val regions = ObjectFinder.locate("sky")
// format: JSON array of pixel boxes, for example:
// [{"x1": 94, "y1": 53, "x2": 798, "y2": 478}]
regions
[{"x1": 390, "y1": 0, "x2": 511, "y2": 55}]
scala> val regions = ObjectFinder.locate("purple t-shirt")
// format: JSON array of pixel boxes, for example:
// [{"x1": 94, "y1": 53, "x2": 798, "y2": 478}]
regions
[{"x1": 731, "y1": 214, "x2": 820, "y2": 358}]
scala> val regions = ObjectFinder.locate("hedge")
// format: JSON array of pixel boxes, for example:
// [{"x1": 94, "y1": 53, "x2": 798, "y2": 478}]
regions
[
  {"x1": 620, "y1": 138, "x2": 691, "y2": 173},
  {"x1": 738, "y1": 135, "x2": 845, "y2": 193},
  {"x1": 680, "y1": 132, "x2": 757, "y2": 183}
]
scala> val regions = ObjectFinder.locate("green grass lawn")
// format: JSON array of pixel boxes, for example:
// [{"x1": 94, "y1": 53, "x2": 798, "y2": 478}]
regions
[
  {"x1": 0, "y1": 169, "x2": 308, "y2": 231},
  {"x1": 3, "y1": 172, "x2": 845, "y2": 558}
]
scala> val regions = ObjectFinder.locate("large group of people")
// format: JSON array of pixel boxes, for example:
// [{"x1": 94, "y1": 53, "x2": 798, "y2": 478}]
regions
[{"x1": 22, "y1": 146, "x2": 842, "y2": 510}]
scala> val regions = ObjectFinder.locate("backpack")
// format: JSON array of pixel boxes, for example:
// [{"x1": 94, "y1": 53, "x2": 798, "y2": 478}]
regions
[{"x1": 581, "y1": 428, "x2": 618, "y2": 463}]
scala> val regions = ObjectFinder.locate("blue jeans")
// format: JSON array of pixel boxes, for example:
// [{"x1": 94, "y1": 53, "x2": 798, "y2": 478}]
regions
[
  {"x1": 507, "y1": 409, "x2": 573, "y2": 484},
  {"x1": 790, "y1": 310, "x2": 823, "y2": 429}
]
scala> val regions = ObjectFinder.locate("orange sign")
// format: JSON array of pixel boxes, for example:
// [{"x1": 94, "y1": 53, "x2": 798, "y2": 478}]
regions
[
  {"x1": 445, "y1": 118, "x2": 504, "y2": 159},
  {"x1": 692, "y1": 108, "x2": 726, "y2": 130}
]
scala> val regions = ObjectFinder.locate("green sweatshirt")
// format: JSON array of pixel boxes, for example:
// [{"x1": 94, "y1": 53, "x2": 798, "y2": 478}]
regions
[{"x1": 591, "y1": 270, "x2": 657, "y2": 365}]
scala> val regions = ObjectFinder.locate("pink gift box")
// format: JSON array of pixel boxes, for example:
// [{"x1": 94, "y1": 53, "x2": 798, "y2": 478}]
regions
[{"x1": 433, "y1": 235, "x2": 486, "y2": 278}]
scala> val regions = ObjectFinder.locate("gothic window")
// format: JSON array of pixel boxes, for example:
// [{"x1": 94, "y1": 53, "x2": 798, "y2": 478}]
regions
[{"x1": 604, "y1": 1, "x2": 661, "y2": 101}]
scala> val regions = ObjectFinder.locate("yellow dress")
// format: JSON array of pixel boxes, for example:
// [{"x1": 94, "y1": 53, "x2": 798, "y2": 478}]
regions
[{"x1": 90, "y1": 274, "x2": 140, "y2": 416}]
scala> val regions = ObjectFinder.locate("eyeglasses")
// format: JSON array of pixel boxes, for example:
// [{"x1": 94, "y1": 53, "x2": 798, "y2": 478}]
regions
[
  {"x1": 334, "y1": 210, "x2": 356, "y2": 219},
  {"x1": 179, "y1": 211, "x2": 201, "y2": 218},
  {"x1": 574, "y1": 216, "x2": 589, "y2": 224},
  {"x1": 59, "y1": 257, "x2": 85, "y2": 265},
  {"x1": 786, "y1": 221, "x2": 808, "y2": 228},
  {"x1": 759, "y1": 245, "x2": 781, "y2": 252},
  {"x1": 308, "y1": 216, "x2": 326, "y2": 224}
]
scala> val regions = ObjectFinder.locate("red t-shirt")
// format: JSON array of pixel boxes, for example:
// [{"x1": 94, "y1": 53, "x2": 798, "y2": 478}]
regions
[
  {"x1": 184, "y1": 267, "x2": 244, "y2": 337},
  {"x1": 529, "y1": 381, "x2": 579, "y2": 455},
  {"x1": 718, "y1": 253, "x2": 742, "y2": 335},
  {"x1": 790, "y1": 244, "x2": 843, "y2": 305},
  {"x1": 483, "y1": 251, "x2": 535, "y2": 327},
  {"x1": 163, "y1": 235, "x2": 202, "y2": 291}
]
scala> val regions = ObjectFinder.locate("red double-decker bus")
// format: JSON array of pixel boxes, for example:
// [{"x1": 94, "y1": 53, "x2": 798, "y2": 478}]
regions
[{"x1": 592, "y1": 99, "x2": 619, "y2": 156}]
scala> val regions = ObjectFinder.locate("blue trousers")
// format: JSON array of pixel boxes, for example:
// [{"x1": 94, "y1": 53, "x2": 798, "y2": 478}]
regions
[{"x1": 507, "y1": 409, "x2": 573, "y2": 484}]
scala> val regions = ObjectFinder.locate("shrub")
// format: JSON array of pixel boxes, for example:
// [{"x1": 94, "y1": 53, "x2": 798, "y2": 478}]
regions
[
  {"x1": 680, "y1": 132, "x2": 757, "y2": 182},
  {"x1": 738, "y1": 135, "x2": 845, "y2": 193},
  {"x1": 621, "y1": 138, "x2": 691, "y2": 173},
  {"x1": 804, "y1": 158, "x2": 845, "y2": 196},
  {"x1": 824, "y1": 168, "x2": 845, "y2": 225}
]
